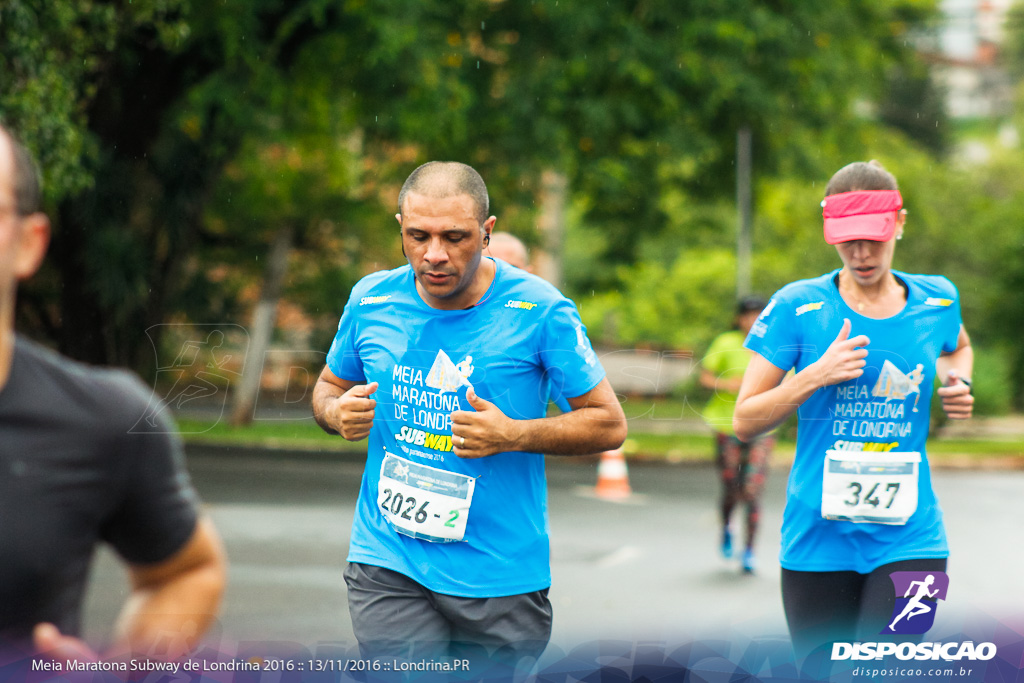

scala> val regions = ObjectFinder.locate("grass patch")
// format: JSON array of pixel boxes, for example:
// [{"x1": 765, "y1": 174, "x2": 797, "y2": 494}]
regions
[
  {"x1": 624, "y1": 433, "x2": 717, "y2": 462},
  {"x1": 618, "y1": 396, "x2": 703, "y2": 421},
  {"x1": 927, "y1": 439, "x2": 1024, "y2": 458},
  {"x1": 176, "y1": 417, "x2": 367, "y2": 452}
]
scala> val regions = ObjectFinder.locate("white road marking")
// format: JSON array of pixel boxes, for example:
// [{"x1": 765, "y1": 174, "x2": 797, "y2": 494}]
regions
[
  {"x1": 572, "y1": 485, "x2": 649, "y2": 505},
  {"x1": 595, "y1": 545, "x2": 642, "y2": 568}
]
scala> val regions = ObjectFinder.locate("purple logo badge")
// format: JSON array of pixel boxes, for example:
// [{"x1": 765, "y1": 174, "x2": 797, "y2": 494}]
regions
[{"x1": 882, "y1": 571, "x2": 949, "y2": 635}]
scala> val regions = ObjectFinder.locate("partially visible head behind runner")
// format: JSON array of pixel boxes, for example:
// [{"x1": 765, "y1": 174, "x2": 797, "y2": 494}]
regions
[
  {"x1": 487, "y1": 231, "x2": 533, "y2": 273},
  {"x1": 396, "y1": 161, "x2": 497, "y2": 310},
  {"x1": 734, "y1": 295, "x2": 767, "y2": 334}
]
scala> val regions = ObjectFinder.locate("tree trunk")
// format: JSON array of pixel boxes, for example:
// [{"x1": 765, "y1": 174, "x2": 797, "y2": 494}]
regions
[
  {"x1": 230, "y1": 226, "x2": 293, "y2": 426},
  {"x1": 736, "y1": 126, "x2": 753, "y2": 299},
  {"x1": 534, "y1": 168, "x2": 568, "y2": 290}
]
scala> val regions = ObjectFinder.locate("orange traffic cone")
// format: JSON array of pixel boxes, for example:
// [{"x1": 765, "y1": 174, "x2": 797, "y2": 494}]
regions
[{"x1": 593, "y1": 447, "x2": 632, "y2": 500}]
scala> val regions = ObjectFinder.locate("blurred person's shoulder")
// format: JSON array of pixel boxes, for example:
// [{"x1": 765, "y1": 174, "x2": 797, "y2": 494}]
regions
[{"x1": 10, "y1": 335, "x2": 158, "y2": 433}]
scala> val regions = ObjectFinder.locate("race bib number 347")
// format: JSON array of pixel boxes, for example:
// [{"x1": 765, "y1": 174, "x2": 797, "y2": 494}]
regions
[
  {"x1": 821, "y1": 450, "x2": 921, "y2": 525},
  {"x1": 378, "y1": 452, "x2": 476, "y2": 543}
]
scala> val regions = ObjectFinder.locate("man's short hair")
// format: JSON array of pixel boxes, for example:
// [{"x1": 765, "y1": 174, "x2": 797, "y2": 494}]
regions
[
  {"x1": 0, "y1": 124, "x2": 42, "y2": 215},
  {"x1": 398, "y1": 161, "x2": 489, "y2": 225}
]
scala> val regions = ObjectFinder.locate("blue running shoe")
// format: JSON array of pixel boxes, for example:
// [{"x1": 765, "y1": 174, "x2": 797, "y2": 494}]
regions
[
  {"x1": 721, "y1": 528, "x2": 733, "y2": 559},
  {"x1": 742, "y1": 548, "x2": 756, "y2": 574}
]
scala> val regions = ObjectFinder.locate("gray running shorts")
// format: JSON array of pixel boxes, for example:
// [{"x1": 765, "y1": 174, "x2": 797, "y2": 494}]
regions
[{"x1": 344, "y1": 562, "x2": 552, "y2": 668}]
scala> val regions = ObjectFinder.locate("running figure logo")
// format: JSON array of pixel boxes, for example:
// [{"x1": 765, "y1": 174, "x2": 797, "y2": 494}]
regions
[
  {"x1": 425, "y1": 349, "x2": 474, "y2": 393},
  {"x1": 882, "y1": 571, "x2": 949, "y2": 635},
  {"x1": 872, "y1": 360, "x2": 926, "y2": 412},
  {"x1": 131, "y1": 324, "x2": 246, "y2": 433}
]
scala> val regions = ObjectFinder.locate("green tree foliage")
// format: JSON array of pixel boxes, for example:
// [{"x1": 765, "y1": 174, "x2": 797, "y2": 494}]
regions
[
  {"x1": 3, "y1": 0, "x2": 404, "y2": 371},
  {"x1": 0, "y1": 1, "x2": 190, "y2": 203},
  {"x1": 1003, "y1": 0, "x2": 1024, "y2": 82},
  {"x1": 4, "y1": 0, "x2": 955, "y2": 389},
  {"x1": 421, "y1": 1, "x2": 937, "y2": 286},
  {"x1": 879, "y1": 63, "x2": 950, "y2": 155},
  {"x1": 594, "y1": 125, "x2": 1024, "y2": 412}
]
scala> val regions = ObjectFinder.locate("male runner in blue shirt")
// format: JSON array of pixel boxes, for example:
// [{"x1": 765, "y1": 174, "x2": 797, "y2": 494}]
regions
[{"x1": 312, "y1": 162, "x2": 626, "y2": 667}]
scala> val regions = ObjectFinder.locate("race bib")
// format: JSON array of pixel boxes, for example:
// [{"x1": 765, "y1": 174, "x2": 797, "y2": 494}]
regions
[
  {"x1": 378, "y1": 452, "x2": 476, "y2": 543},
  {"x1": 821, "y1": 450, "x2": 920, "y2": 525}
]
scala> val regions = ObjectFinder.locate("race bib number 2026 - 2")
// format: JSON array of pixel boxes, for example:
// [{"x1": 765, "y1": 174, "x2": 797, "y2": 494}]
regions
[
  {"x1": 821, "y1": 450, "x2": 921, "y2": 525},
  {"x1": 377, "y1": 452, "x2": 476, "y2": 542}
]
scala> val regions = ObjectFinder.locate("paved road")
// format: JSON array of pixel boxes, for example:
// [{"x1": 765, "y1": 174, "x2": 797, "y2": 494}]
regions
[{"x1": 81, "y1": 446, "x2": 1024, "y2": 654}]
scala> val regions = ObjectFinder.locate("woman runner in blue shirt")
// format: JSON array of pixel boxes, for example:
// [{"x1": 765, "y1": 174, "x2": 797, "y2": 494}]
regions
[{"x1": 733, "y1": 161, "x2": 974, "y2": 661}]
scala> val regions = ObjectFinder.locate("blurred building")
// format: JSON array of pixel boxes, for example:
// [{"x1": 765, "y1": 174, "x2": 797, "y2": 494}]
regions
[{"x1": 927, "y1": 0, "x2": 1014, "y2": 118}]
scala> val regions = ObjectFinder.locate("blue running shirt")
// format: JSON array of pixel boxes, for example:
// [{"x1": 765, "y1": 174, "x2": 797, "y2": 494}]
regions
[
  {"x1": 745, "y1": 270, "x2": 962, "y2": 573},
  {"x1": 327, "y1": 258, "x2": 606, "y2": 596}
]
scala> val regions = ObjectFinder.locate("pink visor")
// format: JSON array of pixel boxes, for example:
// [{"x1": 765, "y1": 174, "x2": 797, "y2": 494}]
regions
[{"x1": 821, "y1": 190, "x2": 903, "y2": 244}]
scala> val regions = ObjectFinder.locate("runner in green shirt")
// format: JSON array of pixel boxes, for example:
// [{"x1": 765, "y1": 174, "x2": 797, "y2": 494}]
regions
[{"x1": 700, "y1": 297, "x2": 774, "y2": 573}]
